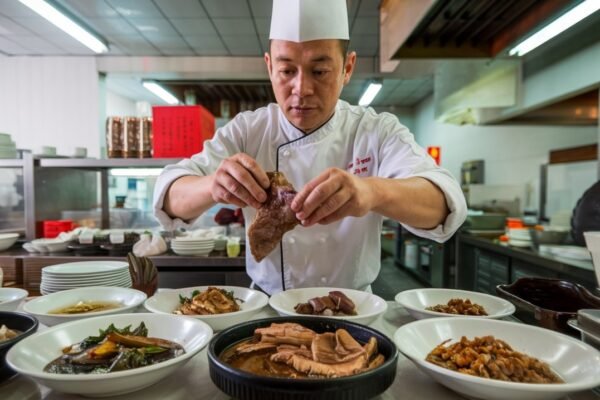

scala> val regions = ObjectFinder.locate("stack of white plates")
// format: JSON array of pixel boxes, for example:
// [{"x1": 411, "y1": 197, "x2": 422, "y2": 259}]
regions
[
  {"x1": 171, "y1": 237, "x2": 215, "y2": 256},
  {"x1": 40, "y1": 261, "x2": 132, "y2": 295},
  {"x1": 507, "y1": 228, "x2": 532, "y2": 247},
  {"x1": 0, "y1": 133, "x2": 17, "y2": 158}
]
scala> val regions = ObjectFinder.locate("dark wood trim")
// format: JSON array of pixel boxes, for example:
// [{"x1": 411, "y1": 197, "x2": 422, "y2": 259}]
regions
[{"x1": 549, "y1": 144, "x2": 598, "y2": 164}]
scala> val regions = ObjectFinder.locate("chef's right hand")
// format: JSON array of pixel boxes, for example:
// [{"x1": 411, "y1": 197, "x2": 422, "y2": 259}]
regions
[{"x1": 211, "y1": 153, "x2": 270, "y2": 209}]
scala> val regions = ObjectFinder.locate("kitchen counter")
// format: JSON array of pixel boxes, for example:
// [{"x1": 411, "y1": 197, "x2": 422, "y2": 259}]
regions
[
  {"x1": 1, "y1": 302, "x2": 598, "y2": 400},
  {"x1": 457, "y1": 233, "x2": 597, "y2": 292}
]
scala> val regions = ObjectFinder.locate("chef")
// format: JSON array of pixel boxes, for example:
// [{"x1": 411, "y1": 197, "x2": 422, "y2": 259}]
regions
[{"x1": 153, "y1": 0, "x2": 467, "y2": 295}]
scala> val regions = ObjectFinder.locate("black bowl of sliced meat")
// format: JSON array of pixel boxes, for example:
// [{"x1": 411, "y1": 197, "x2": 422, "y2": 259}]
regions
[{"x1": 208, "y1": 316, "x2": 397, "y2": 400}]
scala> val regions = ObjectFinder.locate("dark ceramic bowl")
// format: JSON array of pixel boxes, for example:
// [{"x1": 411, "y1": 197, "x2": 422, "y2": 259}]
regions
[
  {"x1": 208, "y1": 316, "x2": 398, "y2": 400},
  {"x1": 0, "y1": 311, "x2": 39, "y2": 382},
  {"x1": 496, "y1": 278, "x2": 600, "y2": 335}
]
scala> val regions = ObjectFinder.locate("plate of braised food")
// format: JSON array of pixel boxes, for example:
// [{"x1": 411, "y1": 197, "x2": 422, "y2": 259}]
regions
[
  {"x1": 144, "y1": 286, "x2": 269, "y2": 331},
  {"x1": 269, "y1": 287, "x2": 387, "y2": 326},
  {"x1": 395, "y1": 288, "x2": 515, "y2": 320},
  {"x1": 394, "y1": 317, "x2": 600, "y2": 400},
  {"x1": 6, "y1": 313, "x2": 212, "y2": 396},
  {"x1": 208, "y1": 316, "x2": 398, "y2": 400}
]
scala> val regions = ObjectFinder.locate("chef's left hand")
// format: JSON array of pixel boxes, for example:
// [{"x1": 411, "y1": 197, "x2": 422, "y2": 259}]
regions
[{"x1": 291, "y1": 168, "x2": 376, "y2": 226}]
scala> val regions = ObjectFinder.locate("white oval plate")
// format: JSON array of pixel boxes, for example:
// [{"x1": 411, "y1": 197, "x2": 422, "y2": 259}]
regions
[
  {"x1": 144, "y1": 286, "x2": 268, "y2": 331},
  {"x1": 269, "y1": 287, "x2": 387, "y2": 326},
  {"x1": 42, "y1": 261, "x2": 129, "y2": 275},
  {"x1": 23, "y1": 286, "x2": 147, "y2": 326},
  {"x1": 6, "y1": 313, "x2": 212, "y2": 397},
  {"x1": 394, "y1": 317, "x2": 600, "y2": 400},
  {"x1": 395, "y1": 288, "x2": 515, "y2": 320}
]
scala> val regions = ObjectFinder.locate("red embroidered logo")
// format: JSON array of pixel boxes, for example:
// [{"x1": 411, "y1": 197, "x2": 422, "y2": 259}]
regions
[{"x1": 347, "y1": 155, "x2": 372, "y2": 175}]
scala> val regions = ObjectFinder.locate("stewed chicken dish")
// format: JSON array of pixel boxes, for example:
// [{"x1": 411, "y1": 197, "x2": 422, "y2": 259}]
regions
[
  {"x1": 425, "y1": 298, "x2": 488, "y2": 316},
  {"x1": 174, "y1": 287, "x2": 241, "y2": 315},
  {"x1": 426, "y1": 335, "x2": 563, "y2": 383},
  {"x1": 220, "y1": 322, "x2": 384, "y2": 378}
]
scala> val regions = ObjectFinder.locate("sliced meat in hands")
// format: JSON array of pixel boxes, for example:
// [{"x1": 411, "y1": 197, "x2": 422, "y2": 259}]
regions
[{"x1": 248, "y1": 171, "x2": 300, "y2": 262}]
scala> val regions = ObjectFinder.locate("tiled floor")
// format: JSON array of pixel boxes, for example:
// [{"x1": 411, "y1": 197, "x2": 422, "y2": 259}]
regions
[{"x1": 372, "y1": 257, "x2": 427, "y2": 300}]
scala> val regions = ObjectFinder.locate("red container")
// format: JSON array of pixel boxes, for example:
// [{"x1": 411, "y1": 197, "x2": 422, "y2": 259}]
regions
[
  {"x1": 43, "y1": 220, "x2": 74, "y2": 238},
  {"x1": 152, "y1": 105, "x2": 215, "y2": 158}
]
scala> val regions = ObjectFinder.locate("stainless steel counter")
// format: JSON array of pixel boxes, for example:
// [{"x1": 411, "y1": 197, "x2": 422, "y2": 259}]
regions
[{"x1": 1, "y1": 302, "x2": 598, "y2": 400}]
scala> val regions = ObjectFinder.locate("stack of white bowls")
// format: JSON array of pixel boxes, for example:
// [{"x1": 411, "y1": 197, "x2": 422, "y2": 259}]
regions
[
  {"x1": 0, "y1": 133, "x2": 17, "y2": 158},
  {"x1": 583, "y1": 232, "x2": 600, "y2": 288},
  {"x1": 40, "y1": 261, "x2": 132, "y2": 295},
  {"x1": 507, "y1": 227, "x2": 532, "y2": 247},
  {"x1": 171, "y1": 237, "x2": 215, "y2": 256}
]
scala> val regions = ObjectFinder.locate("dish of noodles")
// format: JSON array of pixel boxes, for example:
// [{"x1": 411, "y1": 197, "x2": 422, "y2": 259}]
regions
[
  {"x1": 426, "y1": 335, "x2": 563, "y2": 383},
  {"x1": 174, "y1": 287, "x2": 241, "y2": 315},
  {"x1": 220, "y1": 322, "x2": 384, "y2": 378},
  {"x1": 425, "y1": 298, "x2": 488, "y2": 316}
]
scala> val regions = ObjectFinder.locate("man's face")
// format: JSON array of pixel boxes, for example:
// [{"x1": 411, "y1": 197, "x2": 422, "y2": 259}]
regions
[{"x1": 265, "y1": 39, "x2": 356, "y2": 133}]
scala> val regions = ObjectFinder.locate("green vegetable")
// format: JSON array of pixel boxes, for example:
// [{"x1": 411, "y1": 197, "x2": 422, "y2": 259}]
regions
[
  {"x1": 143, "y1": 346, "x2": 168, "y2": 354},
  {"x1": 178, "y1": 290, "x2": 201, "y2": 304},
  {"x1": 80, "y1": 322, "x2": 148, "y2": 349}
]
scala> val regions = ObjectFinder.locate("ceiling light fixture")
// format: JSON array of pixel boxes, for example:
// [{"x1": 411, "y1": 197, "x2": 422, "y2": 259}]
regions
[
  {"x1": 358, "y1": 81, "x2": 383, "y2": 107},
  {"x1": 509, "y1": 0, "x2": 600, "y2": 56},
  {"x1": 18, "y1": 0, "x2": 108, "y2": 53},
  {"x1": 142, "y1": 81, "x2": 180, "y2": 105}
]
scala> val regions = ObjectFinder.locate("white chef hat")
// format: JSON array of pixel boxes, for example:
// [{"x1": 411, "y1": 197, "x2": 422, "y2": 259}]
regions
[{"x1": 269, "y1": 0, "x2": 349, "y2": 42}]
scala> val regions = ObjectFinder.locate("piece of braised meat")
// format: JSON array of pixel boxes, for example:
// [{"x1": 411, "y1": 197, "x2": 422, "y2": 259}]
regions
[
  {"x1": 248, "y1": 171, "x2": 300, "y2": 262},
  {"x1": 294, "y1": 291, "x2": 357, "y2": 316}
]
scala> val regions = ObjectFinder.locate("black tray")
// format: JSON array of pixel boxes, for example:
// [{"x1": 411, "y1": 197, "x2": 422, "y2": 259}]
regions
[
  {"x1": 0, "y1": 312, "x2": 39, "y2": 382},
  {"x1": 208, "y1": 316, "x2": 398, "y2": 400}
]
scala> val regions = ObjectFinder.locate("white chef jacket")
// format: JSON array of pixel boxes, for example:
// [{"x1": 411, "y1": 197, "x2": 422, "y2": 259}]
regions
[{"x1": 153, "y1": 100, "x2": 467, "y2": 295}]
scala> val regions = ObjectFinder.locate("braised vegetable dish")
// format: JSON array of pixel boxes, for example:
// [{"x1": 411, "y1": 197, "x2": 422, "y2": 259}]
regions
[
  {"x1": 221, "y1": 322, "x2": 384, "y2": 378},
  {"x1": 425, "y1": 298, "x2": 488, "y2": 316},
  {"x1": 49, "y1": 301, "x2": 123, "y2": 315},
  {"x1": 174, "y1": 287, "x2": 241, "y2": 315},
  {"x1": 294, "y1": 291, "x2": 357, "y2": 316},
  {"x1": 426, "y1": 335, "x2": 563, "y2": 383},
  {"x1": 44, "y1": 322, "x2": 184, "y2": 374}
]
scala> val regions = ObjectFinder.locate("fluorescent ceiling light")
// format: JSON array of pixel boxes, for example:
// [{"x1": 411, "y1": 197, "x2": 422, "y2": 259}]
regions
[
  {"x1": 110, "y1": 168, "x2": 162, "y2": 177},
  {"x1": 143, "y1": 81, "x2": 180, "y2": 105},
  {"x1": 18, "y1": 0, "x2": 108, "y2": 53},
  {"x1": 509, "y1": 0, "x2": 600, "y2": 56},
  {"x1": 358, "y1": 82, "x2": 383, "y2": 107}
]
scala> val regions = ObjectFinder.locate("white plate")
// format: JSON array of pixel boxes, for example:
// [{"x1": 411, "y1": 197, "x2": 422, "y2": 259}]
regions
[
  {"x1": 172, "y1": 249, "x2": 212, "y2": 256},
  {"x1": 42, "y1": 261, "x2": 129, "y2": 275},
  {"x1": 42, "y1": 271, "x2": 131, "y2": 280},
  {"x1": 40, "y1": 279, "x2": 132, "y2": 290},
  {"x1": 23, "y1": 287, "x2": 147, "y2": 326},
  {"x1": 0, "y1": 288, "x2": 28, "y2": 311},
  {"x1": 539, "y1": 245, "x2": 592, "y2": 261},
  {"x1": 394, "y1": 317, "x2": 600, "y2": 400},
  {"x1": 144, "y1": 286, "x2": 268, "y2": 331},
  {"x1": 268, "y1": 287, "x2": 387, "y2": 326},
  {"x1": 395, "y1": 288, "x2": 516, "y2": 320},
  {"x1": 41, "y1": 273, "x2": 131, "y2": 283},
  {"x1": 6, "y1": 313, "x2": 212, "y2": 397}
]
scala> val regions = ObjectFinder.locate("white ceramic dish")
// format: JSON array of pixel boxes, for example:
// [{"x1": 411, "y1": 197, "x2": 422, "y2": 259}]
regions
[
  {"x1": 394, "y1": 317, "x2": 600, "y2": 400},
  {"x1": 584, "y1": 231, "x2": 600, "y2": 251},
  {"x1": 268, "y1": 287, "x2": 387, "y2": 325},
  {"x1": 0, "y1": 288, "x2": 28, "y2": 311},
  {"x1": 144, "y1": 286, "x2": 268, "y2": 331},
  {"x1": 43, "y1": 261, "x2": 129, "y2": 275},
  {"x1": 0, "y1": 233, "x2": 19, "y2": 251},
  {"x1": 30, "y1": 238, "x2": 69, "y2": 253},
  {"x1": 395, "y1": 288, "x2": 516, "y2": 320},
  {"x1": 6, "y1": 313, "x2": 212, "y2": 397},
  {"x1": 23, "y1": 287, "x2": 146, "y2": 326}
]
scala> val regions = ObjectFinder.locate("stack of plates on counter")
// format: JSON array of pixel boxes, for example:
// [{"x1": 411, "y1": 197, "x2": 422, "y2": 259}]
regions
[
  {"x1": 507, "y1": 228, "x2": 532, "y2": 247},
  {"x1": 171, "y1": 237, "x2": 215, "y2": 256},
  {"x1": 40, "y1": 261, "x2": 132, "y2": 295}
]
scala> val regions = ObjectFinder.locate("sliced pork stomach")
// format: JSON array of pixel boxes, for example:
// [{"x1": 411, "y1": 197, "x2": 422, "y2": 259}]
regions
[
  {"x1": 248, "y1": 172, "x2": 300, "y2": 262},
  {"x1": 255, "y1": 323, "x2": 316, "y2": 347}
]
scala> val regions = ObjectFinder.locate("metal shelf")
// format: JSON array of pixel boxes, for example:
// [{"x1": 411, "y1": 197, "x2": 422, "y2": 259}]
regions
[
  {"x1": 0, "y1": 159, "x2": 24, "y2": 167},
  {"x1": 37, "y1": 158, "x2": 182, "y2": 168}
]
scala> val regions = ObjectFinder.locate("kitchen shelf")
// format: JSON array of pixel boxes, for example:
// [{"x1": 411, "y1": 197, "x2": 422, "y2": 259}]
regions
[
  {"x1": 37, "y1": 157, "x2": 182, "y2": 168},
  {"x1": 0, "y1": 159, "x2": 24, "y2": 167}
]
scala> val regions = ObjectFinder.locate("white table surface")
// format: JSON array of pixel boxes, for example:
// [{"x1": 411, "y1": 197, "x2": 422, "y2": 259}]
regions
[{"x1": 1, "y1": 301, "x2": 599, "y2": 400}]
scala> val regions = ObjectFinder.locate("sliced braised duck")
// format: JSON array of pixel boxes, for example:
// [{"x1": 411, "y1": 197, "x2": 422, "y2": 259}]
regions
[
  {"x1": 221, "y1": 323, "x2": 384, "y2": 379},
  {"x1": 248, "y1": 172, "x2": 300, "y2": 262},
  {"x1": 294, "y1": 291, "x2": 357, "y2": 316}
]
